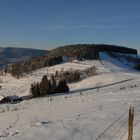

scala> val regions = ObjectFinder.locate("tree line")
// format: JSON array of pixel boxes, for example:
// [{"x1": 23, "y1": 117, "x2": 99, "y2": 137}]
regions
[{"x1": 10, "y1": 56, "x2": 62, "y2": 78}]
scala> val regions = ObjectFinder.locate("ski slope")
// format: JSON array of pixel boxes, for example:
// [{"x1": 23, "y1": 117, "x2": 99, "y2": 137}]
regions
[{"x1": 0, "y1": 52, "x2": 140, "y2": 140}]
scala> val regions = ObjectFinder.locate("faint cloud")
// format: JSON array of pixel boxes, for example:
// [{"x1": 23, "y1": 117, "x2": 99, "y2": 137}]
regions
[{"x1": 44, "y1": 24, "x2": 134, "y2": 30}]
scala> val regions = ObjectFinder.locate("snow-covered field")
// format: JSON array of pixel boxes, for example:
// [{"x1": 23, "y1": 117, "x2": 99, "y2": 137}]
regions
[{"x1": 0, "y1": 52, "x2": 140, "y2": 140}]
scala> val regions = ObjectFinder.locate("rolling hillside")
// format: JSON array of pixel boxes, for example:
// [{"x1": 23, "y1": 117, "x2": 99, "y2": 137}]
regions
[
  {"x1": 0, "y1": 47, "x2": 48, "y2": 68},
  {"x1": 0, "y1": 51, "x2": 140, "y2": 140},
  {"x1": 7, "y1": 44, "x2": 138, "y2": 78}
]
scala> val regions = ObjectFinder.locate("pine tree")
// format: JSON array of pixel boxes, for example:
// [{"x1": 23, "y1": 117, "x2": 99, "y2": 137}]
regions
[
  {"x1": 47, "y1": 80, "x2": 52, "y2": 94},
  {"x1": 36, "y1": 82, "x2": 40, "y2": 96},
  {"x1": 54, "y1": 80, "x2": 69, "y2": 93},
  {"x1": 40, "y1": 75, "x2": 48, "y2": 95},
  {"x1": 40, "y1": 75, "x2": 52, "y2": 95},
  {"x1": 55, "y1": 71, "x2": 58, "y2": 77},
  {"x1": 51, "y1": 74, "x2": 56, "y2": 90},
  {"x1": 30, "y1": 82, "x2": 38, "y2": 98}
]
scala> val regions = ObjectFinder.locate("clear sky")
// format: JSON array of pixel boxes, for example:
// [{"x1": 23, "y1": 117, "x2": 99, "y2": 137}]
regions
[{"x1": 0, "y1": 0, "x2": 140, "y2": 50}]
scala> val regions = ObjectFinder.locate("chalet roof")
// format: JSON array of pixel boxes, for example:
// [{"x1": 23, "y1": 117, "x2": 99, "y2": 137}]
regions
[{"x1": 0, "y1": 95, "x2": 5, "y2": 101}]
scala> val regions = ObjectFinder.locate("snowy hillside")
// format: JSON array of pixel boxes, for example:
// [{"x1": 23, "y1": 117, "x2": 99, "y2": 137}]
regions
[{"x1": 0, "y1": 52, "x2": 140, "y2": 140}]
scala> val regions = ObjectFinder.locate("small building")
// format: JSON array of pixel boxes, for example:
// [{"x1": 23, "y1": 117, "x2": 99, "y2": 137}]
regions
[
  {"x1": 0, "y1": 95, "x2": 11, "y2": 104},
  {"x1": 0, "y1": 95, "x2": 22, "y2": 104},
  {"x1": 7, "y1": 95, "x2": 22, "y2": 103}
]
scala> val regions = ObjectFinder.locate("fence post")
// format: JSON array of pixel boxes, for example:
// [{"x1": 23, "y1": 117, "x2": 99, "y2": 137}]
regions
[{"x1": 128, "y1": 107, "x2": 134, "y2": 140}]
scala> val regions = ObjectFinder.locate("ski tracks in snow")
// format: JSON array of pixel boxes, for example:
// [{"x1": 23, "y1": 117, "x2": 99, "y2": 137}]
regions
[{"x1": 0, "y1": 112, "x2": 23, "y2": 139}]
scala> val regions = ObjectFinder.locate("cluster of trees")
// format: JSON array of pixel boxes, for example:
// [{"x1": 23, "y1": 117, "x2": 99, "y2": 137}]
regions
[
  {"x1": 108, "y1": 52, "x2": 140, "y2": 71},
  {"x1": 84, "y1": 66, "x2": 97, "y2": 77},
  {"x1": 108, "y1": 52, "x2": 137, "y2": 62},
  {"x1": 30, "y1": 75, "x2": 69, "y2": 98},
  {"x1": 57, "y1": 70, "x2": 81, "y2": 83},
  {"x1": 54, "y1": 66, "x2": 97, "y2": 84},
  {"x1": 49, "y1": 44, "x2": 137, "y2": 60},
  {"x1": 10, "y1": 63, "x2": 24, "y2": 79},
  {"x1": 30, "y1": 65, "x2": 97, "y2": 98},
  {"x1": 10, "y1": 56, "x2": 62, "y2": 78}
]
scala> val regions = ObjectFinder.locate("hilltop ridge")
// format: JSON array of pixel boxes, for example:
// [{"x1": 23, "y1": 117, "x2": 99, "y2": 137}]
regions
[{"x1": 5, "y1": 44, "x2": 138, "y2": 78}]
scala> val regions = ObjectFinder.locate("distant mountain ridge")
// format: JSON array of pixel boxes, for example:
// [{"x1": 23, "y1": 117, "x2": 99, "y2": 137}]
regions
[
  {"x1": 0, "y1": 47, "x2": 49, "y2": 68},
  {"x1": 49, "y1": 44, "x2": 137, "y2": 59}
]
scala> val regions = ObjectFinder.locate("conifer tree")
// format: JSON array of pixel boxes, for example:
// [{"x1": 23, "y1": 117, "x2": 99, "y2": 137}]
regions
[
  {"x1": 40, "y1": 75, "x2": 49, "y2": 95},
  {"x1": 51, "y1": 74, "x2": 56, "y2": 89}
]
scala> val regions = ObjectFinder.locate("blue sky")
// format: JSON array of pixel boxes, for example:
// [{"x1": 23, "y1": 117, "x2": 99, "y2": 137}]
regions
[{"x1": 0, "y1": 0, "x2": 140, "y2": 50}]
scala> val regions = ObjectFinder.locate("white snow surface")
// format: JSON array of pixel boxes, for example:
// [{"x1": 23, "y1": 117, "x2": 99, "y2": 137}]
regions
[{"x1": 0, "y1": 52, "x2": 140, "y2": 140}]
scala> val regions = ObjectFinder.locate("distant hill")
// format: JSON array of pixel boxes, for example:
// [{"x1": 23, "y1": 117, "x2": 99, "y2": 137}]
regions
[
  {"x1": 49, "y1": 44, "x2": 137, "y2": 59},
  {"x1": 0, "y1": 47, "x2": 49, "y2": 68},
  {"x1": 7, "y1": 44, "x2": 138, "y2": 78}
]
